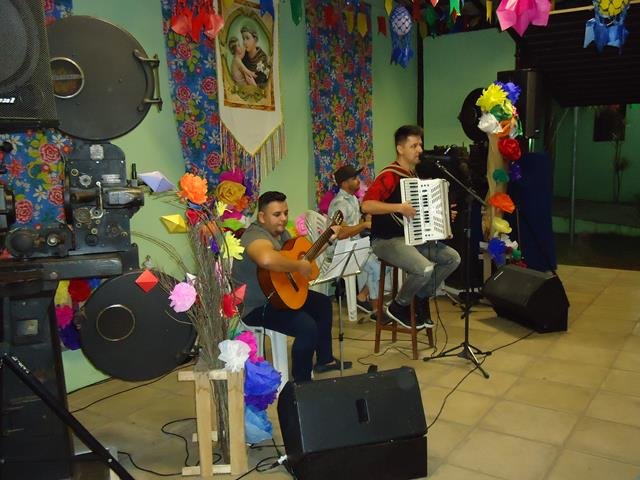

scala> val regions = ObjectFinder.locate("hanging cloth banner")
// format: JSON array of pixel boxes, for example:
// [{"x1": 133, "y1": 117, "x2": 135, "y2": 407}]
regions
[
  {"x1": 216, "y1": 0, "x2": 283, "y2": 159},
  {"x1": 305, "y1": 0, "x2": 374, "y2": 207}
]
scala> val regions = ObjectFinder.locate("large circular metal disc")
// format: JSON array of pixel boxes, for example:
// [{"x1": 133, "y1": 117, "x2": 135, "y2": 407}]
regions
[
  {"x1": 47, "y1": 16, "x2": 153, "y2": 141},
  {"x1": 0, "y1": 0, "x2": 40, "y2": 93},
  {"x1": 80, "y1": 270, "x2": 196, "y2": 381}
]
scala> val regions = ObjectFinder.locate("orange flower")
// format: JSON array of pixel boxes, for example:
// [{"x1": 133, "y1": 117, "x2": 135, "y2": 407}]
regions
[
  {"x1": 234, "y1": 195, "x2": 250, "y2": 212},
  {"x1": 178, "y1": 173, "x2": 208, "y2": 205},
  {"x1": 489, "y1": 192, "x2": 516, "y2": 213}
]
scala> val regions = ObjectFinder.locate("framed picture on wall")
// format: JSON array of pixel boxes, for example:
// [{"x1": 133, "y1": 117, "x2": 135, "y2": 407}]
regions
[{"x1": 593, "y1": 104, "x2": 626, "y2": 142}]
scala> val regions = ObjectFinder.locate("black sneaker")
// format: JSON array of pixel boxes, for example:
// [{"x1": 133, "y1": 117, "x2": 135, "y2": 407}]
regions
[
  {"x1": 415, "y1": 298, "x2": 435, "y2": 329},
  {"x1": 386, "y1": 300, "x2": 425, "y2": 330},
  {"x1": 356, "y1": 299, "x2": 373, "y2": 313}
]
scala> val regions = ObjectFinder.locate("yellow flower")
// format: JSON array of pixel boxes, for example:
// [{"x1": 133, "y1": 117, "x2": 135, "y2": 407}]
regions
[
  {"x1": 476, "y1": 84, "x2": 508, "y2": 113},
  {"x1": 178, "y1": 173, "x2": 208, "y2": 205},
  {"x1": 215, "y1": 200, "x2": 228, "y2": 217},
  {"x1": 215, "y1": 181, "x2": 246, "y2": 206},
  {"x1": 220, "y1": 231, "x2": 244, "y2": 260}
]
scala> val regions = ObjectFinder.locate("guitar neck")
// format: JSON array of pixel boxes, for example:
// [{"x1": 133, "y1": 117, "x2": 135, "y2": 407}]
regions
[{"x1": 303, "y1": 226, "x2": 334, "y2": 262}]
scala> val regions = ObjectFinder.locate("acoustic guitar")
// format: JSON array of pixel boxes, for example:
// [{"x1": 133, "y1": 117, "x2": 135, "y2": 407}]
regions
[{"x1": 258, "y1": 211, "x2": 344, "y2": 310}]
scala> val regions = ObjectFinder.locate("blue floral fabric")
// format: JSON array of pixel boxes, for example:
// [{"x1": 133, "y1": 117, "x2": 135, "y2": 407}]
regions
[{"x1": 305, "y1": 0, "x2": 374, "y2": 205}]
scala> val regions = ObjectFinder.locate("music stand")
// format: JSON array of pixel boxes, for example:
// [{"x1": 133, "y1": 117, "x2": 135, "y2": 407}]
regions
[
  {"x1": 311, "y1": 237, "x2": 370, "y2": 374},
  {"x1": 422, "y1": 156, "x2": 490, "y2": 379}
]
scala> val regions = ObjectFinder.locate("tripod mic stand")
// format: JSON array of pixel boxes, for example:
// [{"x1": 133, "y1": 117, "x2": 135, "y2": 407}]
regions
[{"x1": 423, "y1": 157, "x2": 490, "y2": 379}]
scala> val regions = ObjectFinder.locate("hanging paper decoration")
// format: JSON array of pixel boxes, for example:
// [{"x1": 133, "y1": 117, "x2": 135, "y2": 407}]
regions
[
  {"x1": 378, "y1": 16, "x2": 388, "y2": 35},
  {"x1": 345, "y1": 10, "x2": 356, "y2": 33},
  {"x1": 412, "y1": 0, "x2": 422, "y2": 21},
  {"x1": 260, "y1": 0, "x2": 274, "y2": 18},
  {"x1": 450, "y1": 0, "x2": 461, "y2": 15},
  {"x1": 385, "y1": 0, "x2": 393, "y2": 15},
  {"x1": 487, "y1": 0, "x2": 493, "y2": 22},
  {"x1": 496, "y1": 0, "x2": 551, "y2": 37},
  {"x1": 291, "y1": 0, "x2": 303, "y2": 25},
  {"x1": 390, "y1": 5, "x2": 414, "y2": 67},
  {"x1": 476, "y1": 81, "x2": 525, "y2": 264},
  {"x1": 357, "y1": 11, "x2": 368, "y2": 36},
  {"x1": 584, "y1": 0, "x2": 630, "y2": 52}
]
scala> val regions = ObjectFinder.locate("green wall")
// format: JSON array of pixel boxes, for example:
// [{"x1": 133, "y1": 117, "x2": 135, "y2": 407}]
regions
[
  {"x1": 552, "y1": 105, "x2": 640, "y2": 204},
  {"x1": 423, "y1": 28, "x2": 515, "y2": 148}
]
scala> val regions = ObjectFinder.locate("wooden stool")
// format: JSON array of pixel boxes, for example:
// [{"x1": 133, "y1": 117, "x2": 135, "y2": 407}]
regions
[{"x1": 375, "y1": 260, "x2": 434, "y2": 360}]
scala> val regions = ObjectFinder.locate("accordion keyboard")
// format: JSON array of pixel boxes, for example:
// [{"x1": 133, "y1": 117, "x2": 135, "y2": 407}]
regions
[{"x1": 400, "y1": 178, "x2": 452, "y2": 245}]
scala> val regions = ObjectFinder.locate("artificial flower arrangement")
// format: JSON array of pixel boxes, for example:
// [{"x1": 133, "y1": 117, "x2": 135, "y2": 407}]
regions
[
  {"x1": 476, "y1": 82, "x2": 526, "y2": 268},
  {"x1": 147, "y1": 169, "x2": 282, "y2": 449}
]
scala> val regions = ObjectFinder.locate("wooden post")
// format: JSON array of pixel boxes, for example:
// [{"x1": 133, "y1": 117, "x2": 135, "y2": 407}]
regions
[{"x1": 178, "y1": 368, "x2": 247, "y2": 477}]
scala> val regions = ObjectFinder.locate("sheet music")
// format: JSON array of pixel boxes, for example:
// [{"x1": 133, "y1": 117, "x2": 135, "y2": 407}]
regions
[{"x1": 311, "y1": 237, "x2": 371, "y2": 286}]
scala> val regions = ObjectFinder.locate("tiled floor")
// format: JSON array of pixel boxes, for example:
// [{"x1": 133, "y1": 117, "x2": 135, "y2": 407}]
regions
[{"x1": 67, "y1": 265, "x2": 640, "y2": 479}]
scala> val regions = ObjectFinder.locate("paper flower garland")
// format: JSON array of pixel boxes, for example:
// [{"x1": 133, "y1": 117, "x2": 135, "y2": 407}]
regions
[
  {"x1": 477, "y1": 81, "x2": 525, "y2": 265},
  {"x1": 584, "y1": 0, "x2": 630, "y2": 52}
]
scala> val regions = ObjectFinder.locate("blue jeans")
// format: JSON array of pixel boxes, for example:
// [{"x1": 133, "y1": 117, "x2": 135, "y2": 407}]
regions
[
  {"x1": 371, "y1": 237, "x2": 461, "y2": 305},
  {"x1": 242, "y1": 291, "x2": 333, "y2": 382},
  {"x1": 358, "y1": 251, "x2": 381, "y2": 300}
]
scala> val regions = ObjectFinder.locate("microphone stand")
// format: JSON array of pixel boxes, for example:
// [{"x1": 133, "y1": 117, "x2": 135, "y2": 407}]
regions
[{"x1": 423, "y1": 156, "x2": 490, "y2": 379}]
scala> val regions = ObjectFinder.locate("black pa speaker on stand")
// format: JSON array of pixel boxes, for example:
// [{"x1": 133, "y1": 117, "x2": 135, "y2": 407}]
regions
[
  {"x1": 483, "y1": 265, "x2": 569, "y2": 333},
  {"x1": 277, "y1": 367, "x2": 428, "y2": 480},
  {"x1": 0, "y1": 0, "x2": 58, "y2": 131}
]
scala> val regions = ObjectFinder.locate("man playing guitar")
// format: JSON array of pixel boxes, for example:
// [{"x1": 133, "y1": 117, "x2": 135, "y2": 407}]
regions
[{"x1": 232, "y1": 191, "x2": 352, "y2": 382}]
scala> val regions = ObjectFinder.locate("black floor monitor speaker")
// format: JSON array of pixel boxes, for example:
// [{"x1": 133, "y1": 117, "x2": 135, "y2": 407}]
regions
[
  {"x1": 496, "y1": 69, "x2": 542, "y2": 139},
  {"x1": 0, "y1": 0, "x2": 58, "y2": 131},
  {"x1": 483, "y1": 265, "x2": 569, "y2": 333},
  {"x1": 277, "y1": 367, "x2": 427, "y2": 480}
]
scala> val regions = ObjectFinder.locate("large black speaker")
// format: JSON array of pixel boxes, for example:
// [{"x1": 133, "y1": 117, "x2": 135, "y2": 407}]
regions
[
  {"x1": 0, "y1": 0, "x2": 58, "y2": 131},
  {"x1": 277, "y1": 367, "x2": 427, "y2": 480},
  {"x1": 497, "y1": 69, "x2": 542, "y2": 139},
  {"x1": 483, "y1": 265, "x2": 569, "y2": 333}
]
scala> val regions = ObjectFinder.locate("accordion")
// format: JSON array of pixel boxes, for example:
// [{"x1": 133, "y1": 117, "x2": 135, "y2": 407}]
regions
[{"x1": 400, "y1": 178, "x2": 452, "y2": 245}]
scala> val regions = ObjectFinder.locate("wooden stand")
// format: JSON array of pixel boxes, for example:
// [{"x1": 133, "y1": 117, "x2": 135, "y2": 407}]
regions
[{"x1": 178, "y1": 368, "x2": 248, "y2": 477}]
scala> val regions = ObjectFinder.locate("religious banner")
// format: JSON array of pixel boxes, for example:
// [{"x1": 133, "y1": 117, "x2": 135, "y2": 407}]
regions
[{"x1": 216, "y1": 0, "x2": 283, "y2": 158}]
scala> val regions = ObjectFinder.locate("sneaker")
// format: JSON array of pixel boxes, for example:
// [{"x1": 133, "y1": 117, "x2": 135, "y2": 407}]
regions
[
  {"x1": 386, "y1": 301, "x2": 426, "y2": 330},
  {"x1": 356, "y1": 299, "x2": 373, "y2": 313},
  {"x1": 313, "y1": 358, "x2": 352, "y2": 373},
  {"x1": 415, "y1": 298, "x2": 435, "y2": 329}
]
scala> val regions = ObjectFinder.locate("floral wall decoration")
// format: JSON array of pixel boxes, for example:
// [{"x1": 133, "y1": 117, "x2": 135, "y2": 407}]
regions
[{"x1": 305, "y1": 0, "x2": 374, "y2": 209}]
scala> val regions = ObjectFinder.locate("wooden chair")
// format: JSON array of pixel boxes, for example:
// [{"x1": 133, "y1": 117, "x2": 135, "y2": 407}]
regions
[{"x1": 374, "y1": 259, "x2": 434, "y2": 360}]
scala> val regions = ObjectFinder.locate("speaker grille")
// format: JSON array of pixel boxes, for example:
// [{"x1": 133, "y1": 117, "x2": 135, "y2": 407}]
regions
[{"x1": 0, "y1": 0, "x2": 58, "y2": 131}]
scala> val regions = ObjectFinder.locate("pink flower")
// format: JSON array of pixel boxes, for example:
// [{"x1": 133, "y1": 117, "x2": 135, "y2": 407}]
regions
[
  {"x1": 219, "y1": 168, "x2": 244, "y2": 184},
  {"x1": 355, "y1": 183, "x2": 369, "y2": 201},
  {"x1": 169, "y1": 282, "x2": 197, "y2": 313},
  {"x1": 318, "y1": 190, "x2": 335, "y2": 215},
  {"x1": 235, "y1": 331, "x2": 264, "y2": 363},
  {"x1": 55, "y1": 305, "x2": 73, "y2": 328},
  {"x1": 295, "y1": 214, "x2": 308, "y2": 235}
]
